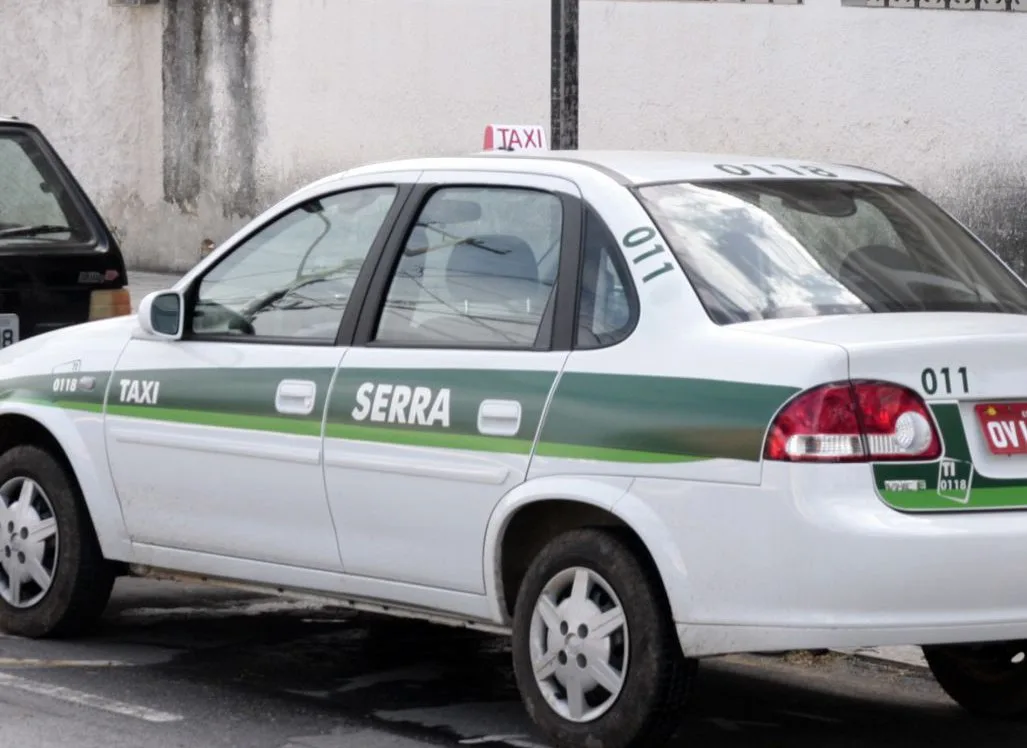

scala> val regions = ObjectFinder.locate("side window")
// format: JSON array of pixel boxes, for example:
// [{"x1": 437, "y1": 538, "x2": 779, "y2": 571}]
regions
[
  {"x1": 190, "y1": 186, "x2": 397, "y2": 341},
  {"x1": 0, "y1": 132, "x2": 89, "y2": 244},
  {"x1": 374, "y1": 186, "x2": 562, "y2": 348},
  {"x1": 576, "y1": 208, "x2": 635, "y2": 348}
]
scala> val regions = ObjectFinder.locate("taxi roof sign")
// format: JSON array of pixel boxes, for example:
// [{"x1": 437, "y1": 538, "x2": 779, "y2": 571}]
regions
[{"x1": 483, "y1": 124, "x2": 548, "y2": 152}]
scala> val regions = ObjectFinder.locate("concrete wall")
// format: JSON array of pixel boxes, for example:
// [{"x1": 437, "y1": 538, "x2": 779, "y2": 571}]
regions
[
  {"x1": 582, "y1": 0, "x2": 1027, "y2": 273},
  {"x1": 0, "y1": 0, "x2": 163, "y2": 260},
  {"x1": 2, "y1": 0, "x2": 1026, "y2": 273},
  {"x1": 157, "y1": 0, "x2": 548, "y2": 271}
]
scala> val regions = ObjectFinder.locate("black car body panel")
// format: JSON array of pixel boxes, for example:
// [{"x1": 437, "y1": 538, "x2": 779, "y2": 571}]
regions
[{"x1": 0, "y1": 117, "x2": 130, "y2": 348}]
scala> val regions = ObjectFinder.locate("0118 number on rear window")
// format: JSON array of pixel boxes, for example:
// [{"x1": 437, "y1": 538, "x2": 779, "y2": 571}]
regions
[{"x1": 713, "y1": 163, "x2": 839, "y2": 178}]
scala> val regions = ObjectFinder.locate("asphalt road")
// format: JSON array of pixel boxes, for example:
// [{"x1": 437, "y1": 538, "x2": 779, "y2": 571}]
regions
[{"x1": 2, "y1": 578, "x2": 1026, "y2": 748}]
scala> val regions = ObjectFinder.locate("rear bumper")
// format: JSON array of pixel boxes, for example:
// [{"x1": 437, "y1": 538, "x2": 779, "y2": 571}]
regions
[
  {"x1": 630, "y1": 462, "x2": 1027, "y2": 657},
  {"x1": 677, "y1": 621, "x2": 1027, "y2": 659}
]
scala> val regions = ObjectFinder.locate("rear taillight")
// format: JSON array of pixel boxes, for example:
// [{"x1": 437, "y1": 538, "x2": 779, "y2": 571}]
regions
[
  {"x1": 89, "y1": 288, "x2": 133, "y2": 321},
  {"x1": 764, "y1": 380, "x2": 941, "y2": 463}
]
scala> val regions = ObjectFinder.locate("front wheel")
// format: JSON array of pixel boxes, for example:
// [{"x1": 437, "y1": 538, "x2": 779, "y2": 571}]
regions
[
  {"x1": 0, "y1": 445, "x2": 115, "y2": 638},
  {"x1": 923, "y1": 641, "x2": 1027, "y2": 718},
  {"x1": 511, "y1": 528, "x2": 696, "y2": 748}
]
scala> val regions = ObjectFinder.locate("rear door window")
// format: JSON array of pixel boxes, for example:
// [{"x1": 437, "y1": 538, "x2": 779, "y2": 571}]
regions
[{"x1": 373, "y1": 186, "x2": 563, "y2": 348}]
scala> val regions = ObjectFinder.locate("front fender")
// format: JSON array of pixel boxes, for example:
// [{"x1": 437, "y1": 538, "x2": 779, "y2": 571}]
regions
[
  {"x1": 0, "y1": 401, "x2": 131, "y2": 561},
  {"x1": 482, "y1": 474, "x2": 691, "y2": 625}
]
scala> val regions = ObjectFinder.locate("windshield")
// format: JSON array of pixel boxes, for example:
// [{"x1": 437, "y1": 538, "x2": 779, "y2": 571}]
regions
[
  {"x1": 0, "y1": 129, "x2": 93, "y2": 246},
  {"x1": 636, "y1": 180, "x2": 1027, "y2": 324}
]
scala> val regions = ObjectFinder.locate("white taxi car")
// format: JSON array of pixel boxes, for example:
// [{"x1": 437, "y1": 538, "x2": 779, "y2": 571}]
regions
[{"x1": 2, "y1": 149, "x2": 1027, "y2": 748}]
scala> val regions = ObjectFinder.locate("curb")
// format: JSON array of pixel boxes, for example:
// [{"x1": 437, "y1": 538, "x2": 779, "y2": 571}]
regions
[{"x1": 830, "y1": 646, "x2": 928, "y2": 670}]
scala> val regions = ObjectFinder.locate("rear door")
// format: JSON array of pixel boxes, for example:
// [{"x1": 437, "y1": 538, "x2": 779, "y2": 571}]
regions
[
  {"x1": 322, "y1": 171, "x2": 582, "y2": 595},
  {"x1": 0, "y1": 122, "x2": 129, "y2": 348}
]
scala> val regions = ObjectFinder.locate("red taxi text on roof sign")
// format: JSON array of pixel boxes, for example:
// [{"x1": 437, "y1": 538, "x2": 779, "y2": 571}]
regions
[{"x1": 483, "y1": 124, "x2": 548, "y2": 152}]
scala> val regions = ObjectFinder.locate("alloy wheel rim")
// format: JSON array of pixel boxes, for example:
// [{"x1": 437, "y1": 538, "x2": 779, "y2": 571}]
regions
[
  {"x1": 0, "y1": 477, "x2": 59, "y2": 609},
  {"x1": 528, "y1": 565, "x2": 629, "y2": 723}
]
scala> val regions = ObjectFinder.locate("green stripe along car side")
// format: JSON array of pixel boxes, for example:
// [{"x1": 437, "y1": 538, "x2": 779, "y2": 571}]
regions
[
  {"x1": 23, "y1": 367, "x2": 1027, "y2": 507},
  {"x1": 536, "y1": 372, "x2": 799, "y2": 463},
  {"x1": 0, "y1": 367, "x2": 801, "y2": 465},
  {"x1": 0, "y1": 372, "x2": 110, "y2": 413},
  {"x1": 325, "y1": 367, "x2": 556, "y2": 455}
]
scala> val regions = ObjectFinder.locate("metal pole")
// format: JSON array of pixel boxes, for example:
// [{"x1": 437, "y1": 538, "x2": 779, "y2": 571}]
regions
[{"x1": 551, "y1": 0, "x2": 579, "y2": 150}]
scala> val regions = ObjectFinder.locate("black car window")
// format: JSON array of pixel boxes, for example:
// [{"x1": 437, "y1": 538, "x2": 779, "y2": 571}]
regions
[{"x1": 0, "y1": 130, "x2": 90, "y2": 245}]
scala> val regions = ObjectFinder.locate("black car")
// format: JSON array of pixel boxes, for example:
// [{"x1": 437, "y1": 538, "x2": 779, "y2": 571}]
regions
[{"x1": 0, "y1": 116, "x2": 131, "y2": 349}]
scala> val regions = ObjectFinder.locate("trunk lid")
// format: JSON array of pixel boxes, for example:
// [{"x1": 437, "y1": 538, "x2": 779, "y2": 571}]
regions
[{"x1": 740, "y1": 312, "x2": 1027, "y2": 511}]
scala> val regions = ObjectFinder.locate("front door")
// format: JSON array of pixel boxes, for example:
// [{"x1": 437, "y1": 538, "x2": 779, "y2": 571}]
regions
[
  {"x1": 323, "y1": 173, "x2": 582, "y2": 594},
  {"x1": 104, "y1": 183, "x2": 406, "y2": 570}
]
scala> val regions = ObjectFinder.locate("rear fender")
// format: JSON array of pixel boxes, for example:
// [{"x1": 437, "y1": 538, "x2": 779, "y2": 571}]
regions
[{"x1": 482, "y1": 474, "x2": 691, "y2": 625}]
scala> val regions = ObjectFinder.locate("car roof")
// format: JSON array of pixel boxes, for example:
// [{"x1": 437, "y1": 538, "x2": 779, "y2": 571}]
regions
[
  {"x1": 334, "y1": 149, "x2": 906, "y2": 189},
  {"x1": 0, "y1": 115, "x2": 35, "y2": 130}
]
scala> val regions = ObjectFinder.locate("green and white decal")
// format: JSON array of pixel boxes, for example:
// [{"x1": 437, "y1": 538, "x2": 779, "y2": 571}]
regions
[
  {"x1": 105, "y1": 367, "x2": 337, "y2": 435},
  {"x1": 536, "y1": 372, "x2": 798, "y2": 463},
  {"x1": 0, "y1": 368, "x2": 802, "y2": 465},
  {"x1": 326, "y1": 368, "x2": 556, "y2": 454},
  {"x1": 0, "y1": 372, "x2": 110, "y2": 413},
  {"x1": 875, "y1": 403, "x2": 1027, "y2": 511}
]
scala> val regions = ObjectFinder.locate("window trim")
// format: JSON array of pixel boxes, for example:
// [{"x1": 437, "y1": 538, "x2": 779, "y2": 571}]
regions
[
  {"x1": 350, "y1": 181, "x2": 584, "y2": 353},
  {"x1": 571, "y1": 203, "x2": 640, "y2": 351},
  {"x1": 179, "y1": 182, "x2": 415, "y2": 347}
]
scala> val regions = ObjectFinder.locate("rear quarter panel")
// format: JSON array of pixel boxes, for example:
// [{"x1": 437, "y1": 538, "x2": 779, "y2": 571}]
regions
[
  {"x1": 527, "y1": 172, "x2": 851, "y2": 486},
  {"x1": 485, "y1": 172, "x2": 852, "y2": 626}
]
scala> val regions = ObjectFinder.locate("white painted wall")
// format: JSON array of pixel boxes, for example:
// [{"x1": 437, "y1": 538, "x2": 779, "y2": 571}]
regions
[
  {"x1": 0, "y1": 0, "x2": 163, "y2": 259},
  {"x1": 581, "y1": 0, "x2": 1027, "y2": 271},
  {"x1": 256, "y1": 0, "x2": 551, "y2": 199},
  {"x1": 2, "y1": 0, "x2": 1026, "y2": 272}
]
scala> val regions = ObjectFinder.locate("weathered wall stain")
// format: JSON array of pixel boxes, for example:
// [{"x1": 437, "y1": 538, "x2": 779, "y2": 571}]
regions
[
  {"x1": 162, "y1": 0, "x2": 264, "y2": 218},
  {"x1": 945, "y1": 167, "x2": 1027, "y2": 277},
  {"x1": 6, "y1": 0, "x2": 1027, "y2": 273}
]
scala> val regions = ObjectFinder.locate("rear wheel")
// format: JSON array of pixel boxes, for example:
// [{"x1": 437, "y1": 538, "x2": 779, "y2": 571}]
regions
[
  {"x1": 511, "y1": 528, "x2": 696, "y2": 748},
  {"x1": 0, "y1": 445, "x2": 115, "y2": 638},
  {"x1": 923, "y1": 641, "x2": 1027, "y2": 718}
]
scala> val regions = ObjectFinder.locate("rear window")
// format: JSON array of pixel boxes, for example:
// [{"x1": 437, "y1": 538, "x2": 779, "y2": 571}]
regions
[
  {"x1": 636, "y1": 179, "x2": 1027, "y2": 323},
  {"x1": 0, "y1": 129, "x2": 95, "y2": 246}
]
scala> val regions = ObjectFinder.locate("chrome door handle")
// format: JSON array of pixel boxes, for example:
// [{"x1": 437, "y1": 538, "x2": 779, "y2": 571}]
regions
[
  {"x1": 477, "y1": 399, "x2": 522, "y2": 437},
  {"x1": 275, "y1": 379, "x2": 317, "y2": 415}
]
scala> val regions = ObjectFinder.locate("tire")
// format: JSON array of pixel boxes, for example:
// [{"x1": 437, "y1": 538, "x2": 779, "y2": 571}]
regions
[
  {"x1": 511, "y1": 527, "x2": 697, "y2": 748},
  {"x1": 923, "y1": 641, "x2": 1027, "y2": 719},
  {"x1": 0, "y1": 445, "x2": 115, "y2": 638}
]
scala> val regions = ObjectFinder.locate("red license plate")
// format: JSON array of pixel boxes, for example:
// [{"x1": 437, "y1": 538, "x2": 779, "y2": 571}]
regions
[{"x1": 975, "y1": 402, "x2": 1027, "y2": 455}]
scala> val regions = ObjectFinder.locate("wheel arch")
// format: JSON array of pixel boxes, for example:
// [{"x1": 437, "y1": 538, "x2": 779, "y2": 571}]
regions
[
  {"x1": 0, "y1": 405, "x2": 130, "y2": 561},
  {"x1": 483, "y1": 475, "x2": 690, "y2": 626}
]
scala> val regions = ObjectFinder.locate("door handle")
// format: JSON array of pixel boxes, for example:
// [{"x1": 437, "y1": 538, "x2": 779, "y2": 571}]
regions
[
  {"x1": 275, "y1": 379, "x2": 317, "y2": 416},
  {"x1": 477, "y1": 399, "x2": 522, "y2": 437}
]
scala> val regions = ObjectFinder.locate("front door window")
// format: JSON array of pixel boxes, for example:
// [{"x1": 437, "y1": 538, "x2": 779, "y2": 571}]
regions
[{"x1": 191, "y1": 186, "x2": 399, "y2": 341}]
